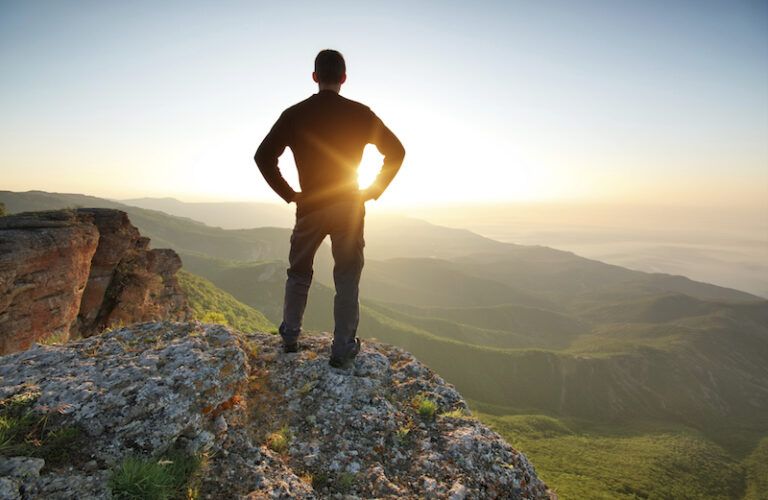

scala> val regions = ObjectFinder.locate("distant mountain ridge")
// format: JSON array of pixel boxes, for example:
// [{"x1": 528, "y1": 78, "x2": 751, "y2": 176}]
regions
[
  {"x1": 2, "y1": 190, "x2": 761, "y2": 302},
  {"x1": 120, "y1": 196, "x2": 295, "y2": 229}
]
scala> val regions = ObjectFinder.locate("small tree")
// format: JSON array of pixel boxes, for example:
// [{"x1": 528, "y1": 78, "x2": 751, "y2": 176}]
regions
[{"x1": 0, "y1": 202, "x2": 5, "y2": 216}]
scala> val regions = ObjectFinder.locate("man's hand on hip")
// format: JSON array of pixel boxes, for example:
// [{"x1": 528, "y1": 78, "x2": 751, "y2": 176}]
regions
[{"x1": 360, "y1": 188, "x2": 376, "y2": 202}]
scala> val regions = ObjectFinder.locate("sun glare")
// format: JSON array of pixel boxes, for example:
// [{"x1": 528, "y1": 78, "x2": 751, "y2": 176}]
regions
[{"x1": 357, "y1": 144, "x2": 383, "y2": 190}]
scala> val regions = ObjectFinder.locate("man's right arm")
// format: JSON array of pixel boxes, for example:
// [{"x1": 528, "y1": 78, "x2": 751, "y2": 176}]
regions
[
  {"x1": 254, "y1": 111, "x2": 297, "y2": 203},
  {"x1": 365, "y1": 111, "x2": 405, "y2": 201}
]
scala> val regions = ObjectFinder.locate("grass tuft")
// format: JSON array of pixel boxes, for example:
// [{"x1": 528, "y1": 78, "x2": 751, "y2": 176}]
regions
[
  {"x1": 0, "y1": 389, "x2": 81, "y2": 465},
  {"x1": 412, "y1": 395, "x2": 438, "y2": 419},
  {"x1": 298, "y1": 381, "x2": 317, "y2": 396},
  {"x1": 109, "y1": 450, "x2": 203, "y2": 500},
  {"x1": 395, "y1": 422, "x2": 413, "y2": 445},
  {"x1": 337, "y1": 472, "x2": 356, "y2": 493},
  {"x1": 238, "y1": 336, "x2": 260, "y2": 359},
  {"x1": 39, "y1": 331, "x2": 69, "y2": 346},
  {"x1": 311, "y1": 470, "x2": 330, "y2": 490},
  {"x1": 440, "y1": 408, "x2": 473, "y2": 419},
  {"x1": 266, "y1": 424, "x2": 291, "y2": 453}
]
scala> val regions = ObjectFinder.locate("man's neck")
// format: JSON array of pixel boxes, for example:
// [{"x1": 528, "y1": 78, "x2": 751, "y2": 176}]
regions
[{"x1": 317, "y1": 83, "x2": 341, "y2": 93}]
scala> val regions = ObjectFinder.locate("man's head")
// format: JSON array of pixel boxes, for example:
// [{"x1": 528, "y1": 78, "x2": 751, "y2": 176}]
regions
[{"x1": 313, "y1": 49, "x2": 347, "y2": 90}]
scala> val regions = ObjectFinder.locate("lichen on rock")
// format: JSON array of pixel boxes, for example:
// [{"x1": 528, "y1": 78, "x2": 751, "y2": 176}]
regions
[{"x1": 0, "y1": 321, "x2": 551, "y2": 499}]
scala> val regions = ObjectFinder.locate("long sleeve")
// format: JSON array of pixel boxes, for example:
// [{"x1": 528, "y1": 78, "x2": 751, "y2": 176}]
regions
[
  {"x1": 254, "y1": 111, "x2": 297, "y2": 203},
  {"x1": 367, "y1": 112, "x2": 405, "y2": 200}
]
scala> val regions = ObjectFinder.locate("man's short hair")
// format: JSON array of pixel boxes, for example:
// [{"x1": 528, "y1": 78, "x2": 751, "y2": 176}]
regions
[{"x1": 314, "y1": 49, "x2": 346, "y2": 84}]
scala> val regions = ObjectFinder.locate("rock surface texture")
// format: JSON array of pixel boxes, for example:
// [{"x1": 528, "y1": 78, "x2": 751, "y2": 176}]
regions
[
  {"x1": 0, "y1": 321, "x2": 552, "y2": 499},
  {"x1": 0, "y1": 209, "x2": 189, "y2": 354}
]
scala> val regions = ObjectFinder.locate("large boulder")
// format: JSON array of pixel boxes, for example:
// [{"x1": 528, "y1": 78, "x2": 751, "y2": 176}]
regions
[{"x1": 0, "y1": 209, "x2": 189, "y2": 354}]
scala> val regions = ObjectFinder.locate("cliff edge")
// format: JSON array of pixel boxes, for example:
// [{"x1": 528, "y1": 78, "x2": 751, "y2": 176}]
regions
[
  {"x1": 0, "y1": 321, "x2": 551, "y2": 499},
  {"x1": 0, "y1": 209, "x2": 189, "y2": 354}
]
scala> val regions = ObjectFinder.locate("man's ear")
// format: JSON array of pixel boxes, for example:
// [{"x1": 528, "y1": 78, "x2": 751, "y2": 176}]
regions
[
  {"x1": 340, "y1": 73, "x2": 347, "y2": 84},
  {"x1": 312, "y1": 72, "x2": 319, "y2": 83}
]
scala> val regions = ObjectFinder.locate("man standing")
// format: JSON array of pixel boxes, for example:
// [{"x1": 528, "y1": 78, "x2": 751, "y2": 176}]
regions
[{"x1": 255, "y1": 49, "x2": 405, "y2": 368}]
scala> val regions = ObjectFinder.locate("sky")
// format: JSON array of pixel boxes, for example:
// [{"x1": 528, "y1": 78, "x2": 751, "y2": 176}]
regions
[{"x1": 1, "y1": 0, "x2": 766, "y2": 208}]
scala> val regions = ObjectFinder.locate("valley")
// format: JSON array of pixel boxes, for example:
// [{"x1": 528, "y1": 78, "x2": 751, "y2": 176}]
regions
[{"x1": 3, "y1": 190, "x2": 767, "y2": 498}]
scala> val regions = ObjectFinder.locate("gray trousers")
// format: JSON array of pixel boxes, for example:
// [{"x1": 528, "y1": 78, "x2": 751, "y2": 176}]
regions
[{"x1": 279, "y1": 199, "x2": 365, "y2": 358}]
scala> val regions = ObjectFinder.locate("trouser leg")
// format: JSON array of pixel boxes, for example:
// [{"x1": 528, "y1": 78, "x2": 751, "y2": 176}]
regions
[
  {"x1": 281, "y1": 211, "x2": 326, "y2": 344},
  {"x1": 329, "y1": 201, "x2": 365, "y2": 359}
]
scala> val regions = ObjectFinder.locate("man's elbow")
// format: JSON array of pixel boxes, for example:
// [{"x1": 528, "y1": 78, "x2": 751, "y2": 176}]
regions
[
  {"x1": 396, "y1": 145, "x2": 405, "y2": 166},
  {"x1": 253, "y1": 148, "x2": 264, "y2": 167},
  {"x1": 254, "y1": 147, "x2": 273, "y2": 172},
  {"x1": 391, "y1": 141, "x2": 405, "y2": 164}
]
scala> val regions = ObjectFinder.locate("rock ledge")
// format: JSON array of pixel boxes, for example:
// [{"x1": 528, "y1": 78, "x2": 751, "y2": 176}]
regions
[{"x1": 0, "y1": 321, "x2": 551, "y2": 499}]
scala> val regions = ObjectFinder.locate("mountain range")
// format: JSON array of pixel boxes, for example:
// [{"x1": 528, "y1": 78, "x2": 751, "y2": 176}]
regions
[{"x1": 2, "y1": 190, "x2": 766, "y2": 499}]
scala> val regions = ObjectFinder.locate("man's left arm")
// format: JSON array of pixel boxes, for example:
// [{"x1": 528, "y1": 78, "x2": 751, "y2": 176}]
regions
[
  {"x1": 254, "y1": 111, "x2": 297, "y2": 203},
  {"x1": 364, "y1": 111, "x2": 405, "y2": 201}
]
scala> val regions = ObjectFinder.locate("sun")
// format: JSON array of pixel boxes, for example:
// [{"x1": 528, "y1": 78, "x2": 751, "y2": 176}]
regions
[{"x1": 357, "y1": 144, "x2": 383, "y2": 190}]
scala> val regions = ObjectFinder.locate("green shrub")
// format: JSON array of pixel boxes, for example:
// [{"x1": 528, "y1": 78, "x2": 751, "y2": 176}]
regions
[
  {"x1": 201, "y1": 311, "x2": 228, "y2": 326},
  {"x1": 478, "y1": 411, "x2": 746, "y2": 500},
  {"x1": 178, "y1": 270, "x2": 274, "y2": 332},
  {"x1": 745, "y1": 437, "x2": 768, "y2": 499}
]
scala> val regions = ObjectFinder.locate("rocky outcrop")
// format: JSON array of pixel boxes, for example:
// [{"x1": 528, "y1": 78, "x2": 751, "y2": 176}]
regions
[
  {"x1": 0, "y1": 322, "x2": 551, "y2": 499},
  {"x1": 0, "y1": 211, "x2": 100, "y2": 354},
  {"x1": 0, "y1": 209, "x2": 189, "y2": 355},
  {"x1": 71, "y1": 208, "x2": 188, "y2": 337}
]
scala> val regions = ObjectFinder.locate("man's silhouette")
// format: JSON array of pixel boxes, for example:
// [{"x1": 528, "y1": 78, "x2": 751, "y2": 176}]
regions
[{"x1": 255, "y1": 49, "x2": 405, "y2": 368}]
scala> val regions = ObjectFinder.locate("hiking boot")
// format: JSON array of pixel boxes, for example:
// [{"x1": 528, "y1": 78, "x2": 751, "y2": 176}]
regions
[
  {"x1": 329, "y1": 338, "x2": 361, "y2": 369},
  {"x1": 283, "y1": 341, "x2": 299, "y2": 353}
]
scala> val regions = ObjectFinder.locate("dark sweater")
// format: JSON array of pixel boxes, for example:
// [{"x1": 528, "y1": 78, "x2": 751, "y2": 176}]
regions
[{"x1": 254, "y1": 90, "x2": 405, "y2": 212}]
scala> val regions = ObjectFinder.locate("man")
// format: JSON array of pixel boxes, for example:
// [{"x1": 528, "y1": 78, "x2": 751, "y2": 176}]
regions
[{"x1": 254, "y1": 49, "x2": 405, "y2": 369}]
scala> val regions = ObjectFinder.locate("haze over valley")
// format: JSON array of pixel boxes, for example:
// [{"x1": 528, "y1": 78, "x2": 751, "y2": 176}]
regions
[{"x1": 118, "y1": 195, "x2": 768, "y2": 299}]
